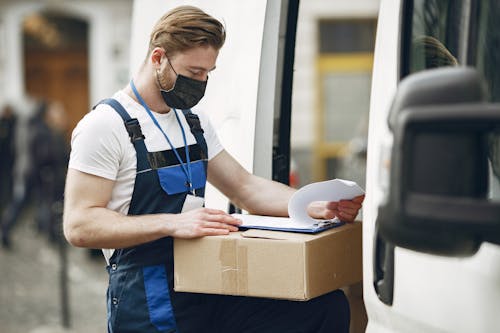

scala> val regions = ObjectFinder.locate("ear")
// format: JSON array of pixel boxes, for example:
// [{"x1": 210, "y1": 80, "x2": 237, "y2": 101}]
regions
[{"x1": 150, "y1": 47, "x2": 165, "y2": 69}]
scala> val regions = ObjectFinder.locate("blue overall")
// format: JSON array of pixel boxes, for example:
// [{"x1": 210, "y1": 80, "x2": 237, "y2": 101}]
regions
[
  {"x1": 101, "y1": 99, "x2": 351, "y2": 333},
  {"x1": 102, "y1": 98, "x2": 210, "y2": 333}
]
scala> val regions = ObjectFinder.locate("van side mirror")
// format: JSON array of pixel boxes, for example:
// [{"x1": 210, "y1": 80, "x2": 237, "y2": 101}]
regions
[{"x1": 377, "y1": 67, "x2": 500, "y2": 256}]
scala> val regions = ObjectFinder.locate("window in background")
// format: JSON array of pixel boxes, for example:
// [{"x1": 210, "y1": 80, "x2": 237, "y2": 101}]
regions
[
  {"x1": 314, "y1": 19, "x2": 376, "y2": 187},
  {"x1": 291, "y1": 14, "x2": 376, "y2": 189}
]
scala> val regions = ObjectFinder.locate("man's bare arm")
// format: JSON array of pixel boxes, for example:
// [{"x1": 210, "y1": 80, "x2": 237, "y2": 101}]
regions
[
  {"x1": 207, "y1": 150, "x2": 295, "y2": 217},
  {"x1": 63, "y1": 169, "x2": 240, "y2": 249},
  {"x1": 208, "y1": 150, "x2": 363, "y2": 221}
]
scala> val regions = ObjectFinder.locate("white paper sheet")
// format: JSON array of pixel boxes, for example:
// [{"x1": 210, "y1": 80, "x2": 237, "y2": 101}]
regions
[
  {"x1": 233, "y1": 214, "x2": 329, "y2": 230},
  {"x1": 288, "y1": 178, "x2": 365, "y2": 225},
  {"x1": 234, "y1": 178, "x2": 365, "y2": 231}
]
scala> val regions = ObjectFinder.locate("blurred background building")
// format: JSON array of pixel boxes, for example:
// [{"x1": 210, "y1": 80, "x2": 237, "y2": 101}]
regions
[
  {"x1": 291, "y1": 0, "x2": 378, "y2": 190},
  {"x1": 0, "y1": 0, "x2": 378, "y2": 332},
  {"x1": 0, "y1": 0, "x2": 132, "y2": 130}
]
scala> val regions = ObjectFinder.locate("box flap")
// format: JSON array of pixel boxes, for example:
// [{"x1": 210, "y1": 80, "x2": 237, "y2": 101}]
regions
[{"x1": 241, "y1": 229, "x2": 288, "y2": 240}]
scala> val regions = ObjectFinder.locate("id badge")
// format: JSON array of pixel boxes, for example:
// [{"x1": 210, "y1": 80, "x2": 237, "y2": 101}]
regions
[{"x1": 181, "y1": 194, "x2": 205, "y2": 213}]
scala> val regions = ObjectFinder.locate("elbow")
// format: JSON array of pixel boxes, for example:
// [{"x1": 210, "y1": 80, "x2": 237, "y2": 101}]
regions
[
  {"x1": 63, "y1": 215, "x2": 89, "y2": 248},
  {"x1": 63, "y1": 224, "x2": 84, "y2": 247}
]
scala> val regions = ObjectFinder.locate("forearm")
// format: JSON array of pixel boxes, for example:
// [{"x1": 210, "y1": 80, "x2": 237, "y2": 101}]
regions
[
  {"x1": 63, "y1": 168, "x2": 172, "y2": 249},
  {"x1": 208, "y1": 151, "x2": 364, "y2": 221},
  {"x1": 63, "y1": 207, "x2": 173, "y2": 249},
  {"x1": 208, "y1": 150, "x2": 296, "y2": 217},
  {"x1": 232, "y1": 175, "x2": 296, "y2": 217}
]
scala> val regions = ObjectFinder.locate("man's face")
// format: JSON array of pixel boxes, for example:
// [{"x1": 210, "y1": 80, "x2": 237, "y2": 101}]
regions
[{"x1": 157, "y1": 45, "x2": 219, "y2": 90}]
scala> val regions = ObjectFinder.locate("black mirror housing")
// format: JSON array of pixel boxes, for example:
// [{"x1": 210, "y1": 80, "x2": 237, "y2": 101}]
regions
[{"x1": 378, "y1": 67, "x2": 500, "y2": 256}]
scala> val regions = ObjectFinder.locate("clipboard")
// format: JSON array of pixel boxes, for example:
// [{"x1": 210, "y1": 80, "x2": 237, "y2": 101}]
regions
[
  {"x1": 234, "y1": 178, "x2": 364, "y2": 234},
  {"x1": 235, "y1": 214, "x2": 346, "y2": 234}
]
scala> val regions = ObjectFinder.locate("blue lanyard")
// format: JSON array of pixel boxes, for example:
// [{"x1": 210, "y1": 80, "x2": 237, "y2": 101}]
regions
[{"x1": 130, "y1": 80, "x2": 194, "y2": 193}]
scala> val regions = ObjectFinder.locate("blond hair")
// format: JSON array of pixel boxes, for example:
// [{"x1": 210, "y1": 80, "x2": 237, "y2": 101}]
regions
[
  {"x1": 147, "y1": 5, "x2": 226, "y2": 59},
  {"x1": 413, "y1": 36, "x2": 458, "y2": 68}
]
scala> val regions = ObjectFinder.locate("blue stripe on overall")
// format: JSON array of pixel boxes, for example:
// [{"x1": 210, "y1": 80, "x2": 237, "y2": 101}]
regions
[{"x1": 100, "y1": 98, "x2": 208, "y2": 333}]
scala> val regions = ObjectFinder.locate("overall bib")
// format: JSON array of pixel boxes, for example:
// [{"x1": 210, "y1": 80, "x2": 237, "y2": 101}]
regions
[
  {"x1": 101, "y1": 99, "x2": 350, "y2": 333},
  {"x1": 102, "y1": 98, "x2": 210, "y2": 333}
]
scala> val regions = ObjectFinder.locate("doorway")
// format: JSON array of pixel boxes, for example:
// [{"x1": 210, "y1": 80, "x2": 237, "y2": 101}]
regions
[{"x1": 23, "y1": 12, "x2": 89, "y2": 135}]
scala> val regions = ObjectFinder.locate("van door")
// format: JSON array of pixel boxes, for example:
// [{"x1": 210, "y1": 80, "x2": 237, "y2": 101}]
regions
[
  {"x1": 365, "y1": 0, "x2": 500, "y2": 332},
  {"x1": 129, "y1": 0, "x2": 297, "y2": 211}
]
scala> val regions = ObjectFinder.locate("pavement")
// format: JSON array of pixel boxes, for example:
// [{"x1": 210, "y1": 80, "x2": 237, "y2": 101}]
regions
[{"x1": 0, "y1": 206, "x2": 108, "y2": 333}]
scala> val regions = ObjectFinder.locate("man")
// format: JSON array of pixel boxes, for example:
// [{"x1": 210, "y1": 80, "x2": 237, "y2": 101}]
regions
[{"x1": 64, "y1": 5, "x2": 364, "y2": 333}]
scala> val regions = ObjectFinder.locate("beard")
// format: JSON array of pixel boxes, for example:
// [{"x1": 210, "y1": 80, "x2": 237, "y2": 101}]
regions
[{"x1": 156, "y1": 67, "x2": 176, "y2": 91}]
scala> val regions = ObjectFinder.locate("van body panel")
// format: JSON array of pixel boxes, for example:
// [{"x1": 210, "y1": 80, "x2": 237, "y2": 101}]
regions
[{"x1": 129, "y1": 0, "x2": 270, "y2": 210}]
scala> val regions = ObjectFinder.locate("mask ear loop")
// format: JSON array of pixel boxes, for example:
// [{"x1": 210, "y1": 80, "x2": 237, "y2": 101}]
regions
[{"x1": 166, "y1": 57, "x2": 179, "y2": 75}]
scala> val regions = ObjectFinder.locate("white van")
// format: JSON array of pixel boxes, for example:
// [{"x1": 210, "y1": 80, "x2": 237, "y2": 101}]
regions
[{"x1": 364, "y1": 0, "x2": 500, "y2": 332}]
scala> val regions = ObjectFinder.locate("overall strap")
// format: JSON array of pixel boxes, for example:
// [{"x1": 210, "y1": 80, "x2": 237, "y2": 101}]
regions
[
  {"x1": 181, "y1": 109, "x2": 208, "y2": 160},
  {"x1": 94, "y1": 98, "x2": 150, "y2": 172}
]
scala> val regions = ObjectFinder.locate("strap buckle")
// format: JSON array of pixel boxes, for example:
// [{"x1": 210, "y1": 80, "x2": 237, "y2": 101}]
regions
[{"x1": 125, "y1": 119, "x2": 145, "y2": 143}]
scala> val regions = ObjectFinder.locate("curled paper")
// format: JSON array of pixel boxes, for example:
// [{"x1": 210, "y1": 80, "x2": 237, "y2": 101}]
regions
[{"x1": 288, "y1": 179, "x2": 365, "y2": 225}]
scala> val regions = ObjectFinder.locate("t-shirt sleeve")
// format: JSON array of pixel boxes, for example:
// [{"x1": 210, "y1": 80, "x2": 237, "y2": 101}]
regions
[
  {"x1": 68, "y1": 106, "x2": 127, "y2": 180},
  {"x1": 195, "y1": 110, "x2": 224, "y2": 160}
]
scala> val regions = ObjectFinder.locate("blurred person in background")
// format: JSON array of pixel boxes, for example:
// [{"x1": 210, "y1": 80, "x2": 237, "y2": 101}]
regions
[
  {"x1": 30, "y1": 101, "x2": 69, "y2": 242},
  {"x1": 1, "y1": 99, "x2": 36, "y2": 249},
  {"x1": 0, "y1": 104, "x2": 17, "y2": 224},
  {"x1": 1, "y1": 100, "x2": 68, "y2": 248}
]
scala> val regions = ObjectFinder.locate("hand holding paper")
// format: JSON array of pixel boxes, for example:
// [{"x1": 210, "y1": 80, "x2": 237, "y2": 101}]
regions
[
  {"x1": 289, "y1": 179, "x2": 365, "y2": 224},
  {"x1": 235, "y1": 179, "x2": 365, "y2": 233}
]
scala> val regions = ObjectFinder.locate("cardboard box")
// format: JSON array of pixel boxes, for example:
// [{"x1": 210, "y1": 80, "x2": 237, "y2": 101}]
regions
[{"x1": 174, "y1": 222, "x2": 362, "y2": 301}]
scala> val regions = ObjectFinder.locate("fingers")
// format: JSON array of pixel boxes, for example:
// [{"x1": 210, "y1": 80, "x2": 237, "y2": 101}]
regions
[
  {"x1": 307, "y1": 201, "x2": 327, "y2": 219},
  {"x1": 338, "y1": 197, "x2": 363, "y2": 221},
  {"x1": 325, "y1": 196, "x2": 364, "y2": 209},
  {"x1": 352, "y1": 195, "x2": 365, "y2": 203},
  {"x1": 189, "y1": 208, "x2": 242, "y2": 236},
  {"x1": 173, "y1": 207, "x2": 243, "y2": 237},
  {"x1": 339, "y1": 199, "x2": 362, "y2": 210},
  {"x1": 201, "y1": 210, "x2": 242, "y2": 226},
  {"x1": 201, "y1": 221, "x2": 239, "y2": 232},
  {"x1": 325, "y1": 201, "x2": 339, "y2": 210},
  {"x1": 322, "y1": 209, "x2": 338, "y2": 220},
  {"x1": 322, "y1": 196, "x2": 364, "y2": 222},
  {"x1": 201, "y1": 228, "x2": 233, "y2": 236},
  {"x1": 338, "y1": 204, "x2": 360, "y2": 216}
]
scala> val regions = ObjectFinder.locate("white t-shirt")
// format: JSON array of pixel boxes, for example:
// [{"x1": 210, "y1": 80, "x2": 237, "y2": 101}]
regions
[{"x1": 68, "y1": 90, "x2": 224, "y2": 262}]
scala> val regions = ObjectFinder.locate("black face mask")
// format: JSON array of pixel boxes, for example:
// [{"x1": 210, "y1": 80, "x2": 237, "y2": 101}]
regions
[{"x1": 157, "y1": 60, "x2": 207, "y2": 110}]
